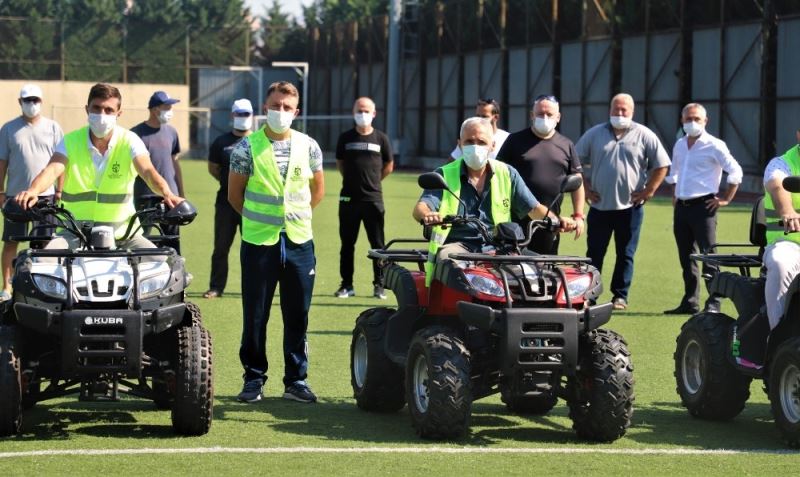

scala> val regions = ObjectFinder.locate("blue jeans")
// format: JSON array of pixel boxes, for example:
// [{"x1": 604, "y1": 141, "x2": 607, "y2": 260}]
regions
[
  {"x1": 239, "y1": 233, "x2": 316, "y2": 387},
  {"x1": 586, "y1": 206, "x2": 644, "y2": 301}
]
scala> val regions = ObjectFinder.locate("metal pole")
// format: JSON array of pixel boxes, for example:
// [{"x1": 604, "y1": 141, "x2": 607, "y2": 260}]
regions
[
  {"x1": 387, "y1": 0, "x2": 402, "y2": 158},
  {"x1": 302, "y1": 64, "x2": 308, "y2": 133}
]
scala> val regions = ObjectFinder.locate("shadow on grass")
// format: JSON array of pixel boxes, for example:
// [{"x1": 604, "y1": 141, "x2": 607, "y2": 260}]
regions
[
  {"x1": 626, "y1": 401, "x2": 784, "y2": 448},
  {"x1": 13, "y1": 400, "x2": 178, "y2": 441}
]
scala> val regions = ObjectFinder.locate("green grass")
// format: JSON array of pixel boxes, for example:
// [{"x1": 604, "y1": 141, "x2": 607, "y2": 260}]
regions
[{"x1": 1, "y1": 160, "x2": 799, "y2": 475}]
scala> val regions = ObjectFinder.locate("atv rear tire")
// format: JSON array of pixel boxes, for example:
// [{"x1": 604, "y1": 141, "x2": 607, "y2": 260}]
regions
[
  {"x1": 567, "y1": 328, "x2": 634, "y2": 442},
  {"x1": 769, "y1": 337, "x2": 800, "y2": 447},
  {"x1": 500, "y1": 372, "x2": 559, "y2": 415},
  {"x1": 351, "y1": 308, "x2": 405, "y2": 412},
  {"x1": 674, "y1": 312, "x2": 751, "y2": 420},
  {"x1": 171, "y1": 305, "x2": 213, "y2": 435},
  {"x1": 405, "y1": 326, "x2": 471, "y2": 439},
  {"x1": 0, "y1": 325, "x2": 22, "y2": 436}
]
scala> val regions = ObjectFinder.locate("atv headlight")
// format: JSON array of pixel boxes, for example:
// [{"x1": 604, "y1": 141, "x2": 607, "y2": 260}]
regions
[
  {"x1": 139, "y1": 272, "x2": 170, "y2": 298},
  {"x1": 566, "y1": 275, "x2": 592, "y2": 297},
  {"x1": 465, "y1": 273, "x2": 505, "y2": 297},
  {"x1": 32, "y1": 274, "x2": 67, "y2": 300}
]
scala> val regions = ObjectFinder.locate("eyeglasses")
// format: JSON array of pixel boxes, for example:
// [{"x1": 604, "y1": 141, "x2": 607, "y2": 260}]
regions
[
  {"x1": 233, "y1": 112, "x2": 252, "y2": 117},
  {"x1": 21, "y1": 97, "x2": 41, "y2": 103},
  {"x1": 535, "y1": 94, "x2": 559, "y2": 104}
]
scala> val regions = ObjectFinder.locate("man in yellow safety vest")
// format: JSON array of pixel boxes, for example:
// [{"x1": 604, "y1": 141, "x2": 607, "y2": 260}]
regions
[
  {"x1": 763, "y1": 128, "x2": 800, "y2": 332},
  {"x1": 413, "y1": 117, "x2": 575, "y2": 286},
  {"x1": 228, "y1": 81, "x2": 325, "y2": 404},
  {"x1": 15, "y1": 83, "x2": 183, "y2": 250}
]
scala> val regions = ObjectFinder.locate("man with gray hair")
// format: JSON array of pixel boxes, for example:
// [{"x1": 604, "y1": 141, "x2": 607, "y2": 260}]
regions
[
  {"x1": 576, "y1": 93, "x2": 670, "y2": 310},
  {"x1": 663, "y1": 102, "x2": 742, "y2": 315},
  {"x1": 497, "y1": 94, "x2": 585, "y2": 254},
  {"x1": 414, "y1": 117, "x2": 574, "y2": 284}
]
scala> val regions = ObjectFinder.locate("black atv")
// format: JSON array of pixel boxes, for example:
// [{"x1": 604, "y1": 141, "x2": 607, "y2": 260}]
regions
[
  {"x1": 0, "y1": 198, "x2": 213, "y2": 436},
  {"x1": 674, "y1": 176, "x2": 800, "y2": 446}
]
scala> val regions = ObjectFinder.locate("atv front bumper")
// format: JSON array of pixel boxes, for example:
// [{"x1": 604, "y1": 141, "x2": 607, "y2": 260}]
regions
[
  {"x1": 13, "y1": 302, "x2": 186, "y2": 377},
  {"x1": 457, "y1": 301, "x2": 613, "y2": 374}
]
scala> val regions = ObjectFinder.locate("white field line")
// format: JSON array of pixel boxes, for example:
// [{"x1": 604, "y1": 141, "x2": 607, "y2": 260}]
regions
[{"x1": 0, "y1": 446, "x2": 798, "y2": 459}]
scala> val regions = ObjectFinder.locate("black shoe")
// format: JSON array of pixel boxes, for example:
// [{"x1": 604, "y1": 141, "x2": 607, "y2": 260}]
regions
[
  {"x1": 283, "y1": 380, "x2": 317, "y2": 403},
  {"x1": 704, "y1": 302, "x2": 721, "y2": 314},
  {"x1": 663, "y1": 304, "x2": 700, "y2": 315}
]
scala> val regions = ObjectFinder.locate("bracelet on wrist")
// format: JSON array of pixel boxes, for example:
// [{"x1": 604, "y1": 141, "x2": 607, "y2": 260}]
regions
[{"x1": 571, "y1": 213, "x2": 584, "y2": 220}]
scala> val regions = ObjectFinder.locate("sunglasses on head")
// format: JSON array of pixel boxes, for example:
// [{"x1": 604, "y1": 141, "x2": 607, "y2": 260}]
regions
[{"x1": 535, "y1": 94, "x2": 559, "y2": 104}]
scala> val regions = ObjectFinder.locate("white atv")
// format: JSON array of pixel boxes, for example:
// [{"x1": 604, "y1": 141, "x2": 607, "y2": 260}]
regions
[{"x1": 0, "y1": 198, "x2": 213, "y2": 436}]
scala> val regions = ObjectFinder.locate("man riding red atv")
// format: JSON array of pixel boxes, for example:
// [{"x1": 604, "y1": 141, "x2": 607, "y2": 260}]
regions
[{"x1": 349, "y1": 117, "x2": 634, "y2": 441}]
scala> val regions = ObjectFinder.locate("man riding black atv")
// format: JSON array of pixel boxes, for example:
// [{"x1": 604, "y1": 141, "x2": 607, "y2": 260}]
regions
[
  {"x1": 674, "y1": 150, "x2": 800, "y2": 447},
  {"x1": 0, "y1": 198, "x2": 212, "y2": 436}
]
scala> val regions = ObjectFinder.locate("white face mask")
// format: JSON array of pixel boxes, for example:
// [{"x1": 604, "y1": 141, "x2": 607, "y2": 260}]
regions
[
  {"x1": 354, "y1": 112, "x2": 373, "y2": 128},
  {"x1": 266, "y1": 109, "x2": 294, "y2": 134},
  {"x1": 88, "y1": 113, "x2": 116, "y2": 138},
  {"x1": 462, "y1": 144, "x2": 490, "y2": 170},
  {"x1": 233, "y1": 116, "x2": 253, "y2": 131},
  {"x1": 533, "y1": 116, "x2": 556, "y2": 136},
  {"x1": 609, "y1": 115, "x2": 632, "y2": 130},
  {"x1": 21, "y1": 101, "x2": 41, "y2": 119},
  {"x1": 158, "y1": 109, "x2": 173, "y2": 124},
  {"x1": 682, "y1": 121, "x2": 704, "y2": 137}
]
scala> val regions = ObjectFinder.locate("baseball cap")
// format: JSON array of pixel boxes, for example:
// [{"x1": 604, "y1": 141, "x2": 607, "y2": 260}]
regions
[
  {"x1": 20, "y1": 84, "x2": 43, "y2": 99},
  {"x1": 148, "y1": 91, "x2": 180, "y2": 109},
  {"x1": 232, "y1": 99, "x2": 253, "y2": 114}
]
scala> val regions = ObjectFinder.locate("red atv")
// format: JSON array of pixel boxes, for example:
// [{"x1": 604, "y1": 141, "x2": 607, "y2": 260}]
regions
[{"x1": 350, "y1": 172, "x2": 634, "y2": 441}]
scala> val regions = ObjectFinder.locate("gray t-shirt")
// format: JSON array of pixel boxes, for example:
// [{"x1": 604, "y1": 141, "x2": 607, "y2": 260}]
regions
[
  {"x1": 575, "y1": 121, "x2": 670, "y2": 211},
  {"x1": 0, "y1": 116, "x2": 63, "y2": 195},
  {"x1": 230, "y1": 134, "x2": 324, "y2": 177},
  {"x1": 131, "y1": 122, "x2": 181, "y2": 198}
]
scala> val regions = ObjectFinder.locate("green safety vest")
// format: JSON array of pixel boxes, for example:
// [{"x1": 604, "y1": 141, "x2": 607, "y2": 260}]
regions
[
  {"x1": 425, "y1": 158, "x2": 512, "y2": 285},
  {"x1": 61, "y1": 126, "x2": 138, "y2": 239},
  {"x1": 765, "y1": 145, "x2": 800, "y2": 246},
  {"x1": 241, "y1": 128, "x2": 314, "y2": 246}
]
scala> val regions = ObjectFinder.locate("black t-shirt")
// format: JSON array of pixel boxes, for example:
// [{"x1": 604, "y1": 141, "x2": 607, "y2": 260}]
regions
[
  {"x1": 335, "y1": 128, "x2": 393, "y2": 202},
  {"x1": 496, "y1": 128, "x2": 582, "y2": 212},
  {"x1": 208, "y1": 131, "x2": 246, "y2": 200}
]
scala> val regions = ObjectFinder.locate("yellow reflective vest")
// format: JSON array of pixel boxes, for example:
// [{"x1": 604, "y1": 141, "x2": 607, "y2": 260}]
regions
[
  {"x1": 61, "y1": 126, "x2": 138, "y2": 239},
  {"x1": 241, "y1": 128, "x2": 314, "y2": 246},
  {"x1": 425, "y1": 158, "x2": 512, "y2": 285},
  {"x1": 765, "y1": 145, "x2": 800, "y2": 246}
]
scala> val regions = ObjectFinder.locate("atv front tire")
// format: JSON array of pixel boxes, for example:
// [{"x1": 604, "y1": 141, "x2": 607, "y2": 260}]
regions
[
  {"x1": 171, "y1": 304, "x2": 213, "y2": 436},
  {"x1": 769, "y1": 337, "x2": 800, "y2": 447},
  {"x1": 674, "y1": 312, "x2": 751, "y2": 420},
  {"x1": 567, "y1": 328, "x2": 634, "y2": 442},
  {"x1": 351, "y1": 307, "x2": 405, "y2": 412},
  {"x1": 406, "y1": 326, "x2": 471, "y2": 439},
  {"x1": 0, "y1": 325, "x2": 22, "y2": 436}
]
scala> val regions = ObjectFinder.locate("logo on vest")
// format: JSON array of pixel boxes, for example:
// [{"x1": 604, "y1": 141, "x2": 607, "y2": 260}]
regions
[
  {"x1": 108, "y1": 161, "x2": 122, "y2": 180},
  {"x1": 502, "y1": 198, "x2": 510, "y2": 209}
]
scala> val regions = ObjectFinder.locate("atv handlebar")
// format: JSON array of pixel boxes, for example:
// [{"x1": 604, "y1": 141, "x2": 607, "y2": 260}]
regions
[{"x1": 421, "y1": 213, "x2": 561, "y2": 250}]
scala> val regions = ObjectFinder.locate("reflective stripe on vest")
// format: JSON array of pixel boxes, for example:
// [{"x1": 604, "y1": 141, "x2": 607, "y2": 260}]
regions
[
  {"x1": 61, "y1": 126, "x2": 138, "y2": 239},
  {"x1": 241, "y1": 128, "x2": 314, "y2": 246},
  {"x1": 765, "y1": 145, "x2": 800, "y2": 246},
  {"x1": 424, "y1": 158, "x2": 512, "y2": 285}
]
